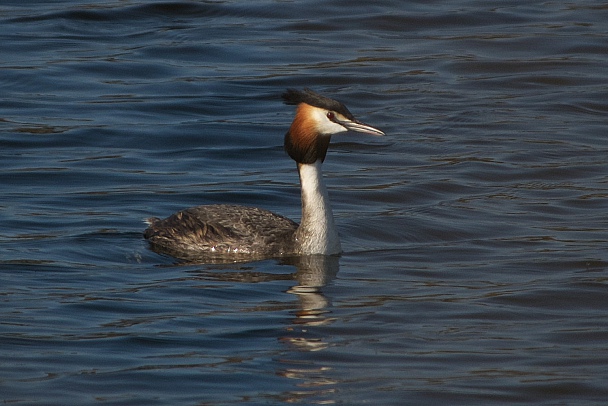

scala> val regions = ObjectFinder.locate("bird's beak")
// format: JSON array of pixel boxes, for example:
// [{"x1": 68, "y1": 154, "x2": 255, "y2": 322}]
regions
[{"x1": 339, "y1": 119, "x2": 385, "y2": 136}]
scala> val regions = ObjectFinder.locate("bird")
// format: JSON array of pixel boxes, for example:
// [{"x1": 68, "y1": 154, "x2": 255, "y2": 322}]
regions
[{"x1": 144, "y1": 88, "x2": 384, "y2": 261}]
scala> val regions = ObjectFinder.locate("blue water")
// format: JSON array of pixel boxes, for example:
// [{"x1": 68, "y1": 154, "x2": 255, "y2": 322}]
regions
[{"x1": 1, "y1": 1, "x2": 607, "y2": 404}]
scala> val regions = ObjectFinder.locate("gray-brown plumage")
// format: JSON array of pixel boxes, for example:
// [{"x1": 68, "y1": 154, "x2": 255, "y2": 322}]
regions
[
  {"x1": 144, "y1": 89, "x2": 384, "y2": 262},
  {"x1": 144, "y1": 205, "x2": 298, "y2": 259}
]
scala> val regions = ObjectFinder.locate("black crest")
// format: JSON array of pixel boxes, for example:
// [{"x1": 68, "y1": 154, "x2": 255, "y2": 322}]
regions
[{"x1": 282, "y1": 88, "x2": 355, "y2": 120}]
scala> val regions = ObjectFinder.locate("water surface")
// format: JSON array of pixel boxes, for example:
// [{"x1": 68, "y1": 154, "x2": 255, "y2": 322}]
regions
[{"x1": 1, "y1": 1, "x2": 607, "y2": 404}]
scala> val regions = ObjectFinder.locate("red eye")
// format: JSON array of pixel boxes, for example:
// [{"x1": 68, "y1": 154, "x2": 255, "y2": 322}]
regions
[{"x1": 326, "y1": 112, "x2": 335, "y2": 121}]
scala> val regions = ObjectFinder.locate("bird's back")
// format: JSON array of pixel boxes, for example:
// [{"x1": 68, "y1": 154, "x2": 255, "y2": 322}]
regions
[{"x1": 144, "y1": 204, "x2": 299, "y2": 260}]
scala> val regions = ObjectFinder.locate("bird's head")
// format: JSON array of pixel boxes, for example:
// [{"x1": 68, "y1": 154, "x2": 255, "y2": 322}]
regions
[{"x1": 282, "y1": 89, "x2": 384, "y2": 164}]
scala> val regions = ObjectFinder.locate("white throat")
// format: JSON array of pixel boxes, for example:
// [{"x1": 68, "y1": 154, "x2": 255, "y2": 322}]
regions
[{"x1": 294, "y1": 161, "x2": 342, "y2": 255}]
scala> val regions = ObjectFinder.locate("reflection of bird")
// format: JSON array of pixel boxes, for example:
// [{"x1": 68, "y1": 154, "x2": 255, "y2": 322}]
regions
[{"x1": 144, "y1": 89, "x2": 384, "y2": 260}]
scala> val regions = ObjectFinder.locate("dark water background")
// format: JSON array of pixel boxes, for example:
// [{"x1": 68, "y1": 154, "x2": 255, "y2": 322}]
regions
[{"x1": 1, "y1": 1, "x2": 607, "y2": 404}]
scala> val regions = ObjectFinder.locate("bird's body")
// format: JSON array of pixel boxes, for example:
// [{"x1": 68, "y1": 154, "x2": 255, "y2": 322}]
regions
[
  {"x1": 144, "y1": 204, "x2": 298, "y2": 259},
  {"x1": 144, "y1": 89, "x2": 384, "y2": 261}
]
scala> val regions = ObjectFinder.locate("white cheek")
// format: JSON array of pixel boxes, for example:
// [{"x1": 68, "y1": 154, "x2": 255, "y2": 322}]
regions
[{"x1": 312, "y1": 109, "x2": 347, "y2": 135}]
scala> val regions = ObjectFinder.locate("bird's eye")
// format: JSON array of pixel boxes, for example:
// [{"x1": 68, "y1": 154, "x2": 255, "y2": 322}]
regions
[{"x1": 326, "y1": 112, "x2": 335, "y2": 121}]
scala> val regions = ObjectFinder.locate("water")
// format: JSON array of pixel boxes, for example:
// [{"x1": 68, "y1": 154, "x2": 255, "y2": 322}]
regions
[{"x1": 1, "y1": 0, "x2": 607, "y2": 404}]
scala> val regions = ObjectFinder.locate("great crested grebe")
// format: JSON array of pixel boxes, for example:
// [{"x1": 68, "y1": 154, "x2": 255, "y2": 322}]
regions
[{"x1": 144, "y1": 89, "x2": 384, "y2": 260}]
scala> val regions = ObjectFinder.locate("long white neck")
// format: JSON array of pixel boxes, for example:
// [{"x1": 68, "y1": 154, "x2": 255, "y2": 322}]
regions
[{"x1": 294, "y1": 161, "x2": 342, "y2": 255}]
